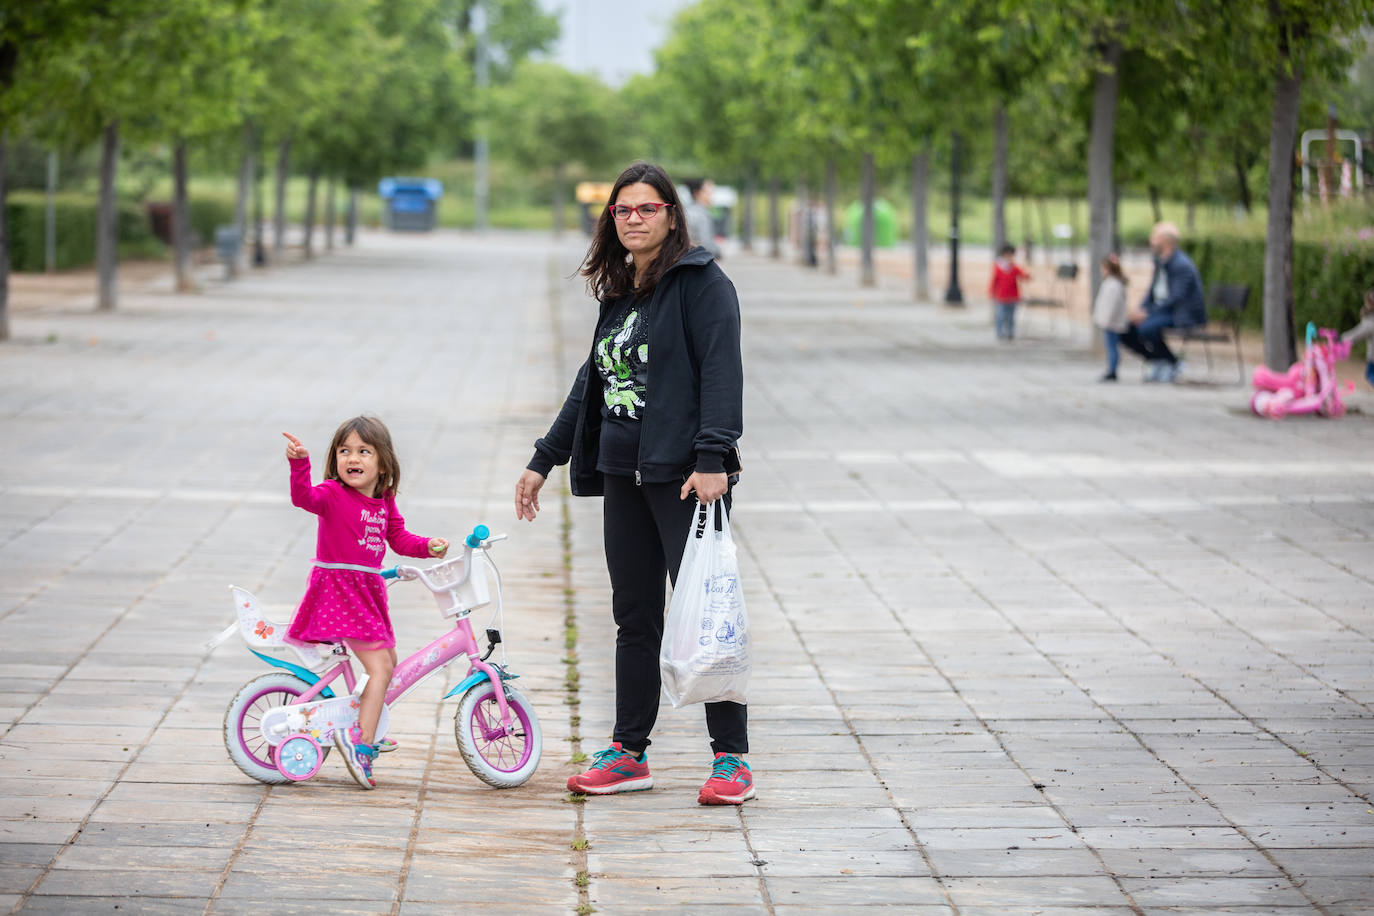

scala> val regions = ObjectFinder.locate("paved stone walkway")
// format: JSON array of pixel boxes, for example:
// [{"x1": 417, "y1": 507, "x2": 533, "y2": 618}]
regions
[{"x1": 2, "y1": 231, "x2": 1372, "y2": 914}]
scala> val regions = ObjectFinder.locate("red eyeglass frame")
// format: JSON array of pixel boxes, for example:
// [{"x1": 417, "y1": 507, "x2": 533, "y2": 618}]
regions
[{"x1": 606, "y1": 202, "x2": 673, "y2": 220}]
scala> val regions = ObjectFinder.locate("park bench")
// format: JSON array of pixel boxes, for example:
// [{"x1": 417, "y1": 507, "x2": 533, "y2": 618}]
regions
[
  {"x1": 1021, "y1": 262, "x2": 1078, "y2": 334},
  {"x1": 1163, "y1": 284, "x2": 1249, "y2": 384}
]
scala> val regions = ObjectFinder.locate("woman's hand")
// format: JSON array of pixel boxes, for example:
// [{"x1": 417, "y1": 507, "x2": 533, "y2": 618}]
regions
[
  {"x1": 428, "y1": 538, "x2": 449, "y2": 558},
  {"x1": 515, "y1": 469, "x2": 546, "y2": 521},
  {"x1": 681, "y1": 471, "x2": 728, "y2": 504},
  {"x1": 283, "y1": 432, "x2": 308, "y2": 460}
]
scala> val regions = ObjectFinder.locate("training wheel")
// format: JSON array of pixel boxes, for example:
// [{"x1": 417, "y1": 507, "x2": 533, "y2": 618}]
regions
[{"x1": 274, "y1": 733, "x2": 324, "y2": 781}]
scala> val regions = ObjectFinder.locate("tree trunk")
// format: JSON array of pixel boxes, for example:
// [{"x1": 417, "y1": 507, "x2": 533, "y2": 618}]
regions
[
  {"x1": 1068, "y1": 196, "x2": 1081, "y2": 261},
  {"x1": 798, "y1": 178, "x2": 817, "y2": 266},
  {"x1": 44, "y1": 151, "x2": 56, "y2": 273},
  {"x1": 97, "y1": 121, "x2": 120, "y2": 311},
  {"x1": 172, "y1": 140, "x2": 195, "y2": 292},
  {"x1": 1234, "y1": 147, "x2": 1253, "y2": 212},
  {"x1": 1263, "y1": 51, "x2": 1302, "y2": 370},
  {"x1": 1036, "y1": 197, "x2": 1052, "y2": 261},
  {"x1": 912, "y1": 143, "x2": 930, "y2": 301},
  {"x1": 346, "y1": 190, "x2": 358, "y2": 245},
  {"x1": 767, "y1": 177, "x2": 781, "y2": 258},
  {"x1": 824, "y1": 158, "x2": 837, "y2": 274},
  {"x1": 273, "y1": 137, "x2": 291, "y2": 256},
  {"x1": 0, "y1": 133, "x2": 9, "y2": 342},
  {"x1": 1021, "y1": 196, "x2": 1033, "y2": 263},
  {"x1": 860, "y1": 150, "x2": 876, "y2": 288},
  {"x1": 991, "y1": 102, "x2": 1008, "y2": 253},
  {"x1": 252, "y1": 150, "x2": 266, "y2": 267},
  {"x1": 740, "y1": 174, "x2": 755, "y2": 251},
  {"x1": 325, "y1": 177, "x2": 336, "y2": 251},
  {"x1": 1087, "y1": 36, "x2": 1121, "y2": 303},
  {"x1": 552, "y1": 162, "x2": 565, "y2": 238},
  {"x1": 302, "y1": 168, "x2": 319, "y2": 259},
  {"x1": 235, "y1": 123, "x2": 253, "y2": 270},
  {"x1": 1148, "y1": 184, "x2": 1162, "y2": 223}
]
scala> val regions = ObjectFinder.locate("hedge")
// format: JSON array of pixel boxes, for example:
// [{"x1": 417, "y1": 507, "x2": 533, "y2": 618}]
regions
[
  {"x1": 1193, "y1": 231, "x2": 1374, "y2": 335},
  {"x1": 4, "y1": 192, "x2": 235, "y2": 272}
]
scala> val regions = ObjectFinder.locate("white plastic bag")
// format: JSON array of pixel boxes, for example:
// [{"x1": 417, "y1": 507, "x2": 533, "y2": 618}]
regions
[{"x1": 660, "y1": 500, "x2": 750, "y2": 707}]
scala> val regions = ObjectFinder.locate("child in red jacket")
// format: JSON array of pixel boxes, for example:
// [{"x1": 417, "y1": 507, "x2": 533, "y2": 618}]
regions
[{"x1": 989, "y1": 244, "x2": 1030, "y2": 341}]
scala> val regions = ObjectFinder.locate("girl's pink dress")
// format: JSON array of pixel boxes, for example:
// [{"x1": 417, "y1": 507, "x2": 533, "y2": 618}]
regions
[{"x1": 285, "y1": 457, "x2": 433, "y2": 649}]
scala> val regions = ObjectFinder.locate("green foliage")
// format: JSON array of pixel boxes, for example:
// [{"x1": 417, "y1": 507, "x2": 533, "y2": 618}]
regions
[
  {"x1": 1194, "y1": 226, "x2": 1374, "y2": 333},
  {"x1": 488, "y1": 61, "x2": 626, "y2": 174},
  {"x1": 4, "y1": 191, "x2": 157, "y2": 271}
]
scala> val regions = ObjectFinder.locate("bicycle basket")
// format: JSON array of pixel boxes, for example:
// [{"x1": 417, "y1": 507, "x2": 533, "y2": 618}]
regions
[{"x1": 427, "y1": 552, "x2": 492, "y2": 617}]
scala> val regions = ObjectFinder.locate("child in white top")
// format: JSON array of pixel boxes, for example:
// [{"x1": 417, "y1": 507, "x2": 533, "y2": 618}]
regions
[{"x1": 1092, "y1": 253, "x2": 1129, "y2": 382}]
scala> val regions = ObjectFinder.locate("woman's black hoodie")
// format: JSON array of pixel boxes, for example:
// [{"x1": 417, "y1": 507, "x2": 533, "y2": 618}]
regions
[{"x1": 527, "y1": 246, "x2": 742, "y2": 497}]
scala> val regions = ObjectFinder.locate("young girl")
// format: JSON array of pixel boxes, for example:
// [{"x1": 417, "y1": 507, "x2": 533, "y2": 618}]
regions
[
  {"x1": 1092, "y1": 253, "x2": 1129, "y2": 382},
  {"x1": 1340, "y1": 288, "x2": 1374, "y2": 390},
  {"x1": 989, "y1": 244, "x2": 1030, "y2": 341},
  {"x1": 282, "y1": 417, "x2": 448, "y2": 789}
]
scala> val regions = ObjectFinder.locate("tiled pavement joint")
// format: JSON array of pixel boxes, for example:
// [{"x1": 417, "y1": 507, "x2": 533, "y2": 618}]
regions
[
  {"x1": 10, "y1": 502, "x2": 243, "y2": 913},
  {"x1": 737, "y1": 532, "x2": 962, "y2": 914},
  {"x1": 872, "y1": 472, "x2": 1347, "y2": 912},
  {"x1": 549, "y1": 251, "x2": 593, "y2": 914},
  {"x1": 202, "y1": 785, "x2": 269, "y2": 913},
  {"x1": 388, "y1": 691, "x2": 446, "y2": 914}
]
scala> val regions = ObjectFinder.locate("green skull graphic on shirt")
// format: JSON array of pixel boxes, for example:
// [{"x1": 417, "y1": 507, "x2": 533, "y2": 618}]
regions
[{"x1": 596, "y1": 307, "x2": 648, "y2": 418}]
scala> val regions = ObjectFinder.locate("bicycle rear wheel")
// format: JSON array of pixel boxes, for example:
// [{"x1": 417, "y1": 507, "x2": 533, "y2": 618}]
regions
[
  {"x1": 454, "y1": 683, "x2": 541, "y2": 788},
  {"x1": 224, "y1": 672, "x2": 327, "y2": 785}
]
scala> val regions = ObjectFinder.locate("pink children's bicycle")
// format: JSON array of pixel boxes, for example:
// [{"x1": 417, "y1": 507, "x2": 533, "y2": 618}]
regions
[
  {"x1": 214, "y1": 525, "x2": 542, "y2": 788},
  {"x1": 1251, "y1": 323, "x2": 1355, "y2": 419}
]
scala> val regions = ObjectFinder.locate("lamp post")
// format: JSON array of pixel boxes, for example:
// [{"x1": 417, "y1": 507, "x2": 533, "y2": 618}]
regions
[
  {"x1": 944, "y1": 132, "x2": 964, "y2": 305},
  {"x1": 473, "y1": 0, "x2": 489, "y2": 233}
]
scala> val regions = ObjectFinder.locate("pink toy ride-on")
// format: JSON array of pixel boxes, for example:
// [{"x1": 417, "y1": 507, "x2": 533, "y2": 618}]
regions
[{"x1": 1250, "y1": 323, "x2": 1354, "y2": 420}]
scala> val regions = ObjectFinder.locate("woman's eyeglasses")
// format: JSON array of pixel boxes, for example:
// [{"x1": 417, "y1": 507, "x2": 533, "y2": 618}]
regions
[{"x1": 607, "y1": 202, "x2": 672, "y2": 220}]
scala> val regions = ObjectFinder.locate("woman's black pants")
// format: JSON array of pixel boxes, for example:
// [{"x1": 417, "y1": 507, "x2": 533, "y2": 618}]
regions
[{"x1": 601, "y1": 473, "x2": 748, "y2": 756}]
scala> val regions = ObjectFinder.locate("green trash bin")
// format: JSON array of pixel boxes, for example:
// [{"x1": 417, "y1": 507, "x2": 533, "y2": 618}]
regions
[{"x1": 843, "y1": 199, "x2": 897, "y2": 248}]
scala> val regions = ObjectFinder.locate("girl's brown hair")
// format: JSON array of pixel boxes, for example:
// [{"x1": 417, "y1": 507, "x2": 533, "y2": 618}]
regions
[
  {"x1": 1363, "y1": 287, "x2": 1374, "y2": 317},
  {"x1": 323, "y1": 416, "x2": 400, "y2": 498},
  {"x1": 1102, "y1": 252, "x2": 1126, "y2": 284},
  {"x1": 580, "y1": 162, "x2": 692, "y2": 302}
]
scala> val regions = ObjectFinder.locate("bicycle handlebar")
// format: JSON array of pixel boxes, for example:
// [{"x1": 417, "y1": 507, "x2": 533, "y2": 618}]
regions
[{"x1": 382, "y1": 524, "x2": 502, "y2": 597}]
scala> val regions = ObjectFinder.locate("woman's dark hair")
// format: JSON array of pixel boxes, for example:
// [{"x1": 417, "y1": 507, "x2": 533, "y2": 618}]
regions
[
  {"x1": 581, "y1": 162, "x2": 692, "y2": 301},
  {"x1": 1102, "y1": 252, "x2": 1126, "y2": 284},
  {"x1": 324, "y1": 415, "x2": 401, "y2": 498}
]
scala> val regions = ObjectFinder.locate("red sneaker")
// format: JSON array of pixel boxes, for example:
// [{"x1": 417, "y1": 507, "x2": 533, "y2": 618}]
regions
[
  {"x1": 698, "y1": 753, "x2": 754, "y2": 805},
  {"x1": 567, "y1": 742, "x2": 653, "y2": 795}
]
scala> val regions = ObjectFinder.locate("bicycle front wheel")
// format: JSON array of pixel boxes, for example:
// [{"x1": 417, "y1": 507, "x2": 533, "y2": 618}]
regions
[{"x1": 454, "y1": 683, "x2": 541, "y2": 788}]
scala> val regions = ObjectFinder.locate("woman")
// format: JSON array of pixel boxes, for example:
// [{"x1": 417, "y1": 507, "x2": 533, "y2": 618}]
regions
[{"x1": 514, "y1": 162, "x2": 751, "y2": 805}]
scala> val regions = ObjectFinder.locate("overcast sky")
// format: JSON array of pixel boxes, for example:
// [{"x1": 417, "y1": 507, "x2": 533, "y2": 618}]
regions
[{"x1": 537, "y1": 0, "x2": 696, "y2": 86}]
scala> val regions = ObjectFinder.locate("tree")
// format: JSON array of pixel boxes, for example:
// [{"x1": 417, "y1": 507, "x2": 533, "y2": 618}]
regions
[
  {"x1": 1254, "y1": 0, "x2": 1374, "y2": 369},
  {"x1": 648, "y1": 0, "x2": 797, "y2": 252},
  {"x1": 489, "y1": 61, "x2": 625, "y2": 235},
  {"x1": 0, "y1": 1, "x2": 88, "y2": 338}
]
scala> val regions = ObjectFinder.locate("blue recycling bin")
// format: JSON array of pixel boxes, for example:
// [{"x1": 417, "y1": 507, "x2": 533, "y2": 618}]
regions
[{"x1": 378, "y1": 178, "x2": 443, "y2": 231}]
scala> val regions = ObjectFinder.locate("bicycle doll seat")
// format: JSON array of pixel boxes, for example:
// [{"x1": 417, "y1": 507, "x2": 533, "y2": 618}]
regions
[{"x1": 222, "y1": 586, "x2": 332, "y2": 670}]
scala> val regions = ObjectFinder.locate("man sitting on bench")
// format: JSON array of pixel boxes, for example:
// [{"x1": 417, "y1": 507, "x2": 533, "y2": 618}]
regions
[{"x1": 1119, "y1": 221, "x2": 1206, "y2": 383}]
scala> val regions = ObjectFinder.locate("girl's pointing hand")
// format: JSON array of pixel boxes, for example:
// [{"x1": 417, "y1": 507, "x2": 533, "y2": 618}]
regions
[{"x1": 283, "y1": 432, "x2": 308, "y2": 460}]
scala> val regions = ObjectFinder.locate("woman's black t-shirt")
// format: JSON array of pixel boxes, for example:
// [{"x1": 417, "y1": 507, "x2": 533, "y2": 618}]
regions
[{"x1": 593, "y1": 295, "x2": 649, "y2": 476}]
